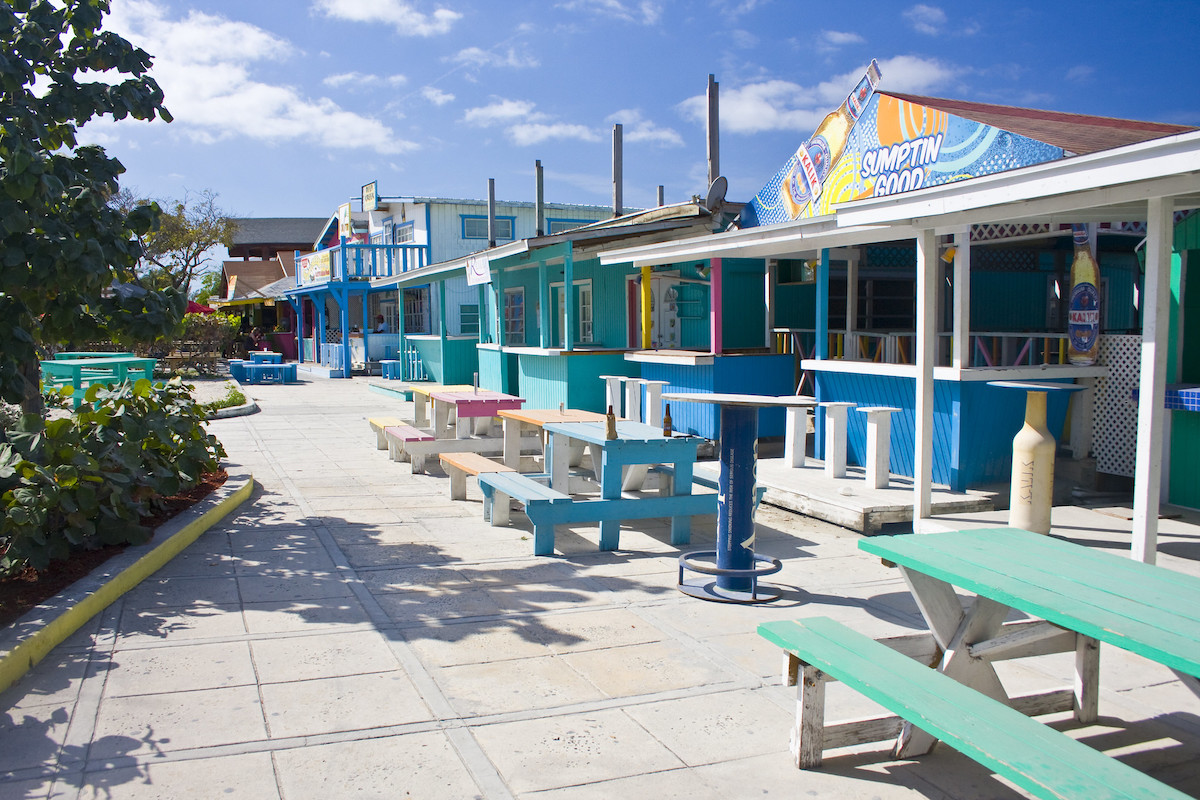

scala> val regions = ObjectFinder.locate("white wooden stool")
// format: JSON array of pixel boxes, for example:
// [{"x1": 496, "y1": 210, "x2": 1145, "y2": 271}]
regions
[
  {"x1": 784, "y1": 407, "x2": 811, "y2": 468},
  {"x1": 642, "y1": 380, "x2": 670, "y2": 427},
  {"x1": 820, "y1": 401, "x2": 856, "y2": 479},
  {"x1": 857, "y1": 406, "x2": 901, "y2": 488}
]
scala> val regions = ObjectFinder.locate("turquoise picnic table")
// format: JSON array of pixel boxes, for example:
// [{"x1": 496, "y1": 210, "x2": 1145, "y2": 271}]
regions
[
  {"x1": 40, "y1": 356, "x2": 157, "y2": 407},
  {"x1": 757, "y1": 527, "x2": 1199, "y2": 798},
  {"x1": 52, "y1": 351, "x2": 135, "y2": 360}
]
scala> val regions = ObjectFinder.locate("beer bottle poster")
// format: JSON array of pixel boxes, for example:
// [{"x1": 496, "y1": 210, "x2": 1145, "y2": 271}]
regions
[{"x1": 740, "y1": 87, "x2": 1066, "y2": 228}]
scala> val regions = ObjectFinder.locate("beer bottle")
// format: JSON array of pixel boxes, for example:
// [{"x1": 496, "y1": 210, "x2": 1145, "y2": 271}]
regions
[
  {"x1": 605, "y1": 404, "x2": 617, "y2": 440},
  {"x1": 779, "y1": 60, "x2": 882, "y2": 219},
  {"x1": 662, "y1": 403, "x2": 673, "y2": 437},
  {"x1": 1066, "y1": 225, "x2": 1101, "y2": 366}
]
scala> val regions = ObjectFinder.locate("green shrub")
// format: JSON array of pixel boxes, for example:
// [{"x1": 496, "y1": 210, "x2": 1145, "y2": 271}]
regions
[{"x1": 0, "y1": 377, "x2": 226, "y2": 575}]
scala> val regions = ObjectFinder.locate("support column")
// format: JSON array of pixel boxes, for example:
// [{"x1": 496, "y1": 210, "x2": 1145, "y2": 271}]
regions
[
  {"x1": 914, "y1": 229, "x2": 937, "y2": 526},
  {"x1": 951, "y1": 227, "x2": 971, "y2": 369},
  {"x1": 1132, "y1": 197, "x2": 1173, "y2": 564},
  {"x1": 717, "y1": 405, "x2": 757, "y2": 593},
  {"x1": 641, "y1": 266, "x2": 652, "y2": 349},
  {"x1": 711, "y1": 258, "x2": 723, "y2": 355}
]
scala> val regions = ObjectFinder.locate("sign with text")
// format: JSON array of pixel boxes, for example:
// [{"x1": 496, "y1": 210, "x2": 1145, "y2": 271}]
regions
[{"x1": 740, "y1": 92, "x2": 1065, "y2": 227}]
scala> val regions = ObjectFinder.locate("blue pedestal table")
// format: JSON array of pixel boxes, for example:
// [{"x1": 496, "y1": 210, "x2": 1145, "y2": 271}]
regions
[{"x1": 663, "y1": 392, "x2": 817, "y2": 604}]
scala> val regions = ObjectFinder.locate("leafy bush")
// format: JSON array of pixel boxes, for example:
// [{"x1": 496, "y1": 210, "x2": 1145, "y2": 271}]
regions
[{"x1": 0, "y1": 378, "x2": 226, "y2": 575}]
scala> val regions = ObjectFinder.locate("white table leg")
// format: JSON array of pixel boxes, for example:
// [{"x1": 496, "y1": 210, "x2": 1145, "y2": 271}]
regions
[
  {"x1": 503, "y1": 419, "x2": 522, "y2": 468},
  {"x1": 413, "y1": 393, "x2": 429, "y2": 427}
]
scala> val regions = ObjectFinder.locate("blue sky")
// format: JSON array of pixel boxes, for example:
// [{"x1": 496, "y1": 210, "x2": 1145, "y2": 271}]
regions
[{"x1": 86, "y1": 0, "x2": 1200, "y2": 223}]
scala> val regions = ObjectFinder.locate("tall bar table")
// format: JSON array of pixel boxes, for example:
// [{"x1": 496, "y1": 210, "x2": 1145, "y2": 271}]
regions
[{"x1": 663, "y1": 392, "x2": 817, "y2": 603}]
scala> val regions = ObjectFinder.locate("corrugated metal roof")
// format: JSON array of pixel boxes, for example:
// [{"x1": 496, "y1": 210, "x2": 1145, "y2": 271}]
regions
[
  {"x1": 884, "y1": 92, "x2": 1197, "y2": 155},
  {"x1": 230, "y1": 218, "x2": 328, "y2": 246}
]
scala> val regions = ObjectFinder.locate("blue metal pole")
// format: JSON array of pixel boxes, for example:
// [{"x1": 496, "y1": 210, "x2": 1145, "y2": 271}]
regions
[{"x1": 716, "y1": 404, "x2": 758, "y2": 592}]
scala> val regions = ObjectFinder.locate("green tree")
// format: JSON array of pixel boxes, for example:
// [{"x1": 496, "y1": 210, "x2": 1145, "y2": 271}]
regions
[
  {"x1": 192, "y1": 268, "x2": 223, "y2": 305},
  {"x1": 0, "y1": 0, "x2": 178, "y2": 419},
  {"x1": 115, "y1": 187, "x2": 236, "y2": 298}
]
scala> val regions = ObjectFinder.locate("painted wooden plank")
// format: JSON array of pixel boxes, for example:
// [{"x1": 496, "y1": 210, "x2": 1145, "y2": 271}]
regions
[
  {"x1": 860, "y1": 530, "x2": 1200, "y2": 675},
  {"x1": 758, "y1": 617, "x2": 1187, "y2": 800}
]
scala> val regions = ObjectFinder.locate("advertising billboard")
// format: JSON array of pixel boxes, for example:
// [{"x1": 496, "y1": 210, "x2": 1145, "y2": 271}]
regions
[{"x1": 740, "y1": 90, "x2": 1065, "y2": 228}]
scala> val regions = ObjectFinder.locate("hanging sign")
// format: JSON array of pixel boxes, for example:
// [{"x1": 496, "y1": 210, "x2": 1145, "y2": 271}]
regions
[{"x1": 466, "y1": 255, "x2": 491, "y2": 286}]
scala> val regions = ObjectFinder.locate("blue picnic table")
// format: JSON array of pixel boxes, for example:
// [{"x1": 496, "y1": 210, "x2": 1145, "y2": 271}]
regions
[{"x1": 542, "y1": 419, "x2": 705, "y2": 551}]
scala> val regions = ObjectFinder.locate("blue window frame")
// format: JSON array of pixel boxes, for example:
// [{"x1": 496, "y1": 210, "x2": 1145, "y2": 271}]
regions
[
  {"x1": 393, "y1": 221, "x2": 414, "y2": 244},
  {"x1": 546, "y1": 218, "x2": 592, "y2": 235},
  {"x1": 462, "y1": 215, "x2": 515, "y2": 241}
]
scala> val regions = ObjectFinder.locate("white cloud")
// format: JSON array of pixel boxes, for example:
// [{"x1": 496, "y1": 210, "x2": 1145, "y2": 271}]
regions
[
  {"x1": 323, "y1": 72, "x2": 408, "y2": 88},
  {"x1": 97, "y1": 0, "x2": 417, "y2": 155},
  {"x1": 903, "y1": 4, "x2": 947, "y2": 35},
  {"x1": 871, "y1": 55, "x2": 960, "y2": 94},
  {"x1": 450, "y1": 46, "x2": 539, "y2": 69},
  {"x1": 678, "y1": 57, "x2": 959, "y2": 135},
  {"x1": 823, "y1": 30, "x2": 864, "y2": 46},
  {"x1": 509, "y1": 122, "x2": 601, "y2": 146},
  {"x1": 607, "y1": 109, "x2": 683, "y2": 147},
  {"x1": 463, "y1": 98, "x2": 544, "y2": 126},
  {"x1": 311, "y1": 0, "x2": 462, "y2": 36},
  {"x1": 556, "y1": 0, "x2": 663, "y2": 25},
  {"x1": 421, "y1": 86, "x2": 455, "y2": 105},
  {"x1": 679, "y1": 79, "x2": 824, "y2": 135},
  {"x1": 1066, "y1": 65, "x2": 1095, "y2": 82}
]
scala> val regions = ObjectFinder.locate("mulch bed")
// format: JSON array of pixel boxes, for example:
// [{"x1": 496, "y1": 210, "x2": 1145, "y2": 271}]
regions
[{"x1": 0, "y1": 469, "x2": 229, "y2": 628}]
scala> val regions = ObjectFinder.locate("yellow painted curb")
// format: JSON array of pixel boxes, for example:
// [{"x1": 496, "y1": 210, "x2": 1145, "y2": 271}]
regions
[{"x1": 0, "y1": 473, "x2": 254, "y2": 694}]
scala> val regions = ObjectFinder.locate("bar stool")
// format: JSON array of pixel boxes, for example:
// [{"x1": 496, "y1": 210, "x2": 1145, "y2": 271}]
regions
[
  {"x1": 599, "y1": 375, "x2": 625, "y2": 416},
  {"x1": 623, "y1": 377, "x2": 644, "y2": 423},
  {"x1": 820, "y1": 401, "x2": 856, "y2": 478},
  {"x1": 857, "y1": 406, "x2": 901, "y2": 488},
  {"x1": 642, "y1": 380, "x2": 669, "y2": 427},
  {"x1": 784, "y1": 406, "x2": 811, "y2": 468}
]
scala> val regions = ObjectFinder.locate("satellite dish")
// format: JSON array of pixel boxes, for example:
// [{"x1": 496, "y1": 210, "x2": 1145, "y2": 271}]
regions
[{"x1": 704, "y1": 176, "x2": 728, "y2": 212}]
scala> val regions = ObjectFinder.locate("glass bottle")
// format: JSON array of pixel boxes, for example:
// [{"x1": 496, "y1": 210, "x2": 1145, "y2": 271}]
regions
[{"x1": 1067, "y1": 225, "x2": 1101, "y2": 366}]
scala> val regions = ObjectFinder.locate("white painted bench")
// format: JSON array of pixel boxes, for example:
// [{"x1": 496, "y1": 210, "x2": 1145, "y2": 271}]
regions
[{"x1": 368, "y1": 416, "x2": 405, "y2": 450}]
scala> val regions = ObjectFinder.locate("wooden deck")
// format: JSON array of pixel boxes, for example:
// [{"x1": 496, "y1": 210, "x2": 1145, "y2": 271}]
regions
[{"x1": 692, "y1": 456, "x2": 995, "y2": 535}]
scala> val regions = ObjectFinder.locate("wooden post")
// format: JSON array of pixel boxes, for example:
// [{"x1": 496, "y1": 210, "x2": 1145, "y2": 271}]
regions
[
  {"x1": 1132, "y1": 196, "x2": 1173, "y2": 563},
  {"x1": 914, "y1": 229, "x2": 937, "y2": 525},
  {"x1": 951, "y1": 227, "x2": 971, "y2": 369},
  {"x1": 711, "y1": 257, "x2": 723, "y2": 355},
  {"x1": 641, "y1": 266, "x2": 652, "y2": 349}
]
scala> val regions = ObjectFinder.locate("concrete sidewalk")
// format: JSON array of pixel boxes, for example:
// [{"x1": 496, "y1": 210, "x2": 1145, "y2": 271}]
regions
[{"x1": 2, "y1": 375, "x2": 1198, "y2": 799}]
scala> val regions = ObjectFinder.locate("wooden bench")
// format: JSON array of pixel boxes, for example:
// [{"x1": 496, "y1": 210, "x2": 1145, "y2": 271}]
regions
[
  {"x1": 478, "y1": 471, "x2": 716, "y2": 556},
  {"x1": 476, "y1": 472, "x2": 573, "y2": 554},
  {"x1": 439, "y1": 452, "x2": 514, "y2": 501},
  {"x1": 368, "y1": 416, "x2": 405, "y2": 450},
  {"x1": 383, "y1": 424, "x2": 435, "y2": 462},
  {"x1": 757, "y1": 616, "x2": 1186, "y2": 800}
]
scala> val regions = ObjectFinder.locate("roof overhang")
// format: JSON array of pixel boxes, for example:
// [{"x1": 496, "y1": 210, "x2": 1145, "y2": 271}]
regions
[{"x1": 369, "y1": 239, "x2": 529, "y2": 290}]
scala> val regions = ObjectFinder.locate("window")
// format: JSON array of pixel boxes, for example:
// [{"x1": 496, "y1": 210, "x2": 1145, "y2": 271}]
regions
[
  {"x1": 462, "y1": 216, "x2": 514, "y2": 241},
  {"x1": 460, "y1": 304, "x2": 479, "y2": 336},
  {"x1": 503, "y1": 288, "x2": 525, "y2": 345},
  {"x1": 393, "y1": 222, "x2": 414, "y2": 244},
  {"x1": 404, "y1": 287, "x2": 430, "y2": 334},
  {"x1": 547, "y1": 218, "x2": 590, "y2": 235},
  {"x1": 578, "y1": 283, "x2": 593, "y2": 343}
]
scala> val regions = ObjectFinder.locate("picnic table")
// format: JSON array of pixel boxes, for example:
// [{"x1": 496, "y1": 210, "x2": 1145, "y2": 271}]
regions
[
  {"x1": 542, "y1": 419, "x2": 705, "y2": 551},
  {"x1": 52, "y1": 351, "x2": 135, "y2": 360},
  {"x1": 497, "y1": 407, "x2": 607, "y2": 471},
  {"x1": 41, "y1": 356, "x2": 157, "y2": 407},
  {"x1": 407, "y1": 383, "x2": 475, "y2": 428},
  {"x1": 248, "y1": 351, "x2": 283, "y2": 364},
  {"x1": 430, "y1": 389, "x2": 526, "y2": 439},
  {"x1": 758, "y1": 526, "x2": 1199, "y2": 798}
]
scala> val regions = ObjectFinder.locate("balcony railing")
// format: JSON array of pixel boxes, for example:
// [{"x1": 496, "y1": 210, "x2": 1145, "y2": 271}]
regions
[
  {"x1": 297, "y1": 239, "x2": 430, "y2": 286},
  {"x1": 774, "y1": 328, "x2": 1073, "y2": 368}
]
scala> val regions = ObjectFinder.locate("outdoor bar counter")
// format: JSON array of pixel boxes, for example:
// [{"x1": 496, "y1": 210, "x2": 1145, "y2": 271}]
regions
[{"x1": 804, "y1": 358, "x2": 1107, "y2": 491}]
